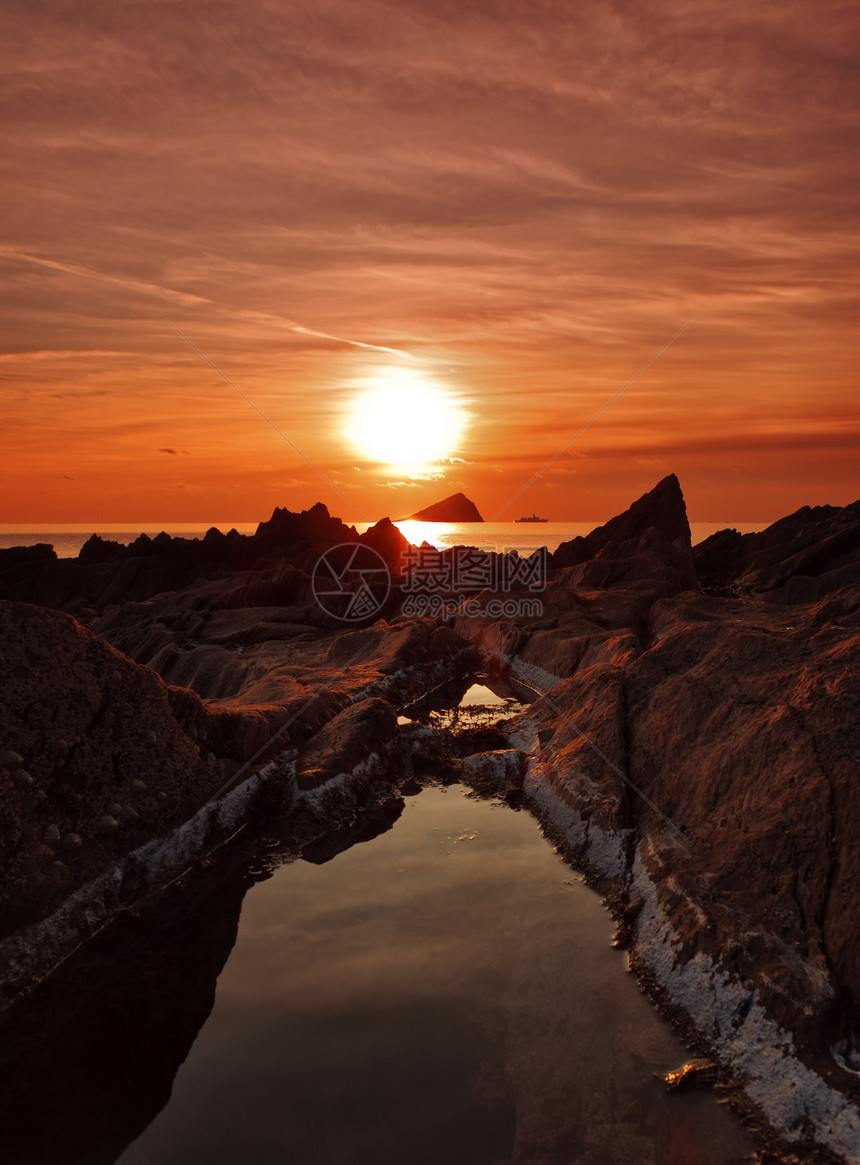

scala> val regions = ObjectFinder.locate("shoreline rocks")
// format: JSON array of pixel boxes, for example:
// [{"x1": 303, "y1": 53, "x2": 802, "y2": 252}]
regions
[
  {"x1": 2, "y1": 474, "x2": 860, "y2": 1161},
  {"x1": 0, "y1": 600, "x2": 269, "y2": 939},
  {"x1": 449, "y1": 478, "x2": 860, "y2": 1162}
]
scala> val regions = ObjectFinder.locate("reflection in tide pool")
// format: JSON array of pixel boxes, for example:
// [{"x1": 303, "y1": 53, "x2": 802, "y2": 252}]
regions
[
  {"x1": 119, "y1": 787, "x2": 756, "y2": 1165},
  {"x1": 459, "y1": 683, "x2": 506, "y2": 707}
]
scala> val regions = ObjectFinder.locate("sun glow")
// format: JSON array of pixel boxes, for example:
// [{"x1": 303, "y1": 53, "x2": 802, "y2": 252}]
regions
[{"x1": 346, "y1": 372, "x2": 467, "y2": 469}]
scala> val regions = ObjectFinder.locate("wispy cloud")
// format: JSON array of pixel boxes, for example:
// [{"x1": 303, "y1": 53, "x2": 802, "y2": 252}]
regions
[{"x1": 1, "y1": 0, "x2": 857, "y2": 521}]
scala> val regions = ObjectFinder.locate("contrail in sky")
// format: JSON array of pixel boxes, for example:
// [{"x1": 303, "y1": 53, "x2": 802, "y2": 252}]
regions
[{"x1": 5, "y1": 248, "x2": 411, "y2": 359}]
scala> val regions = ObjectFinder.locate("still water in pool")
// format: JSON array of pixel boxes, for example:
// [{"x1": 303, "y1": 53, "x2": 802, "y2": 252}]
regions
[{"x1": 116, "y1": 785, "x2": 756, "y2": 1165}]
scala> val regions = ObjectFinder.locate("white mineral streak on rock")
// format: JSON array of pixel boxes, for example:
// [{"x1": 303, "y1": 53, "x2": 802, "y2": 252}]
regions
[
  {"x1": 508, "y1": 660, "x2": 563, "y2": 695},
  {"x1": 356, "y1": 646, "x2": 477, "y2": 706},
  {"x1": 519, "y1": 744, "x2": 860, "y2": 1163},
  {"x1": 631, "y1": 844, "x2": 860, "y2": 1162},
  {"x1": 0, "y1": 764, "x2": 274, "y2": 1012},
  {"x1": 292, "y1": 753, "x2": 379, "y2": 804},
  {"x1": 524, "y1": 758, "x2": 631, "y2": 882}
]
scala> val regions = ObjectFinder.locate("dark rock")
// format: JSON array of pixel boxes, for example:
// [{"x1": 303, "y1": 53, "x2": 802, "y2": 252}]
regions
[
  {"x1": 626, "y1": 592, "x2": 860, "y2": 1043},
  {"x1": 691, "y1": 527, "x2": 746, "y2": 586},
  {"x1": 202, "y1": 525, "x2": 229, "y2": 547},
  {"x1": 155, "y1": 644, "x2": 248, "y2": 700},
  {"x1": 461, "y1": 750, "x2": 525, "y2": 796},
  {"x1": 252, "y1": 501, "x2": 355, "y2": 555},
  {"x1": 0, "y1": 600, "x2": 266, "y2": 937},
  {"x1": 78, "y1": 534, "x2": 123, "y2": 564},
  {"x1": 296, "y1": 697, "x2": 399, "y2": 791},
  {"x1": 407, "y1": 492, "x2": 484, "y2": 522},
  {"x1": 551, "y1": 474, "x2": 692, "y2": 570},
  {"x1": 536, "y1": 476, "x2": 698, "y2": 604},
  {"x1": 452, "y1": 725, "x2": 511, "y2": 756},
  {"x1": 215, "y1": 563, "x2": 308, "y2": 609},
  {"x1": 563, "y1": 525, "x2": 697, "y2": 596},
  {"x1": 694, "y1": 499, "x2": 860, "y2": 600},
  {"x1": 0, "y1": 544, "x2": 56, "y2": 568},
  {"x1": 128, "y1": 533, "x2": 155, "y2": 555},
  {"x1": 359, "y1": 517, "x2": 412, "y2": 571}
]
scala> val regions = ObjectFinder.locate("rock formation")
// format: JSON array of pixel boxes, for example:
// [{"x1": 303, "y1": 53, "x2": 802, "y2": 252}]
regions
[
  {"x1": 407, "y1": 491, "x2": 484, "y2": 522},
  {"x1": 0, "y1": 600, "x2": 275, "y2": 939},
  {"x1": 451, "y1": 478, "x2": 860, "y2": 1162},
  {"x1": 0, "y1": 503, "x2": 410, "y2": 616},
  {"x1": 2, "y1": 477, "x2": 860, "y2": 1161},
  {"x1": 694, "y1": 499, "x2": 860, "y2": 602},
  {"x1": 549, "y1": 473, "x2": 696, "y2": 594}
]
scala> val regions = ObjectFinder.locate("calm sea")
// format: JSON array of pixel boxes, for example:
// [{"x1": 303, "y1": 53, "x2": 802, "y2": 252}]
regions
[
  {"x1": 0, "y1": 520, "x2": 765, "y2": 560},
  {"x1": 0, "y1": 519, "x2": 764, "y2": 559}
]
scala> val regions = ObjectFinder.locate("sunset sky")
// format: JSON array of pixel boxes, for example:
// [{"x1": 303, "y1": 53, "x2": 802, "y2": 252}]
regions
[{"x1": 2, "y1": 0, "x2": 858, "y2": 525}]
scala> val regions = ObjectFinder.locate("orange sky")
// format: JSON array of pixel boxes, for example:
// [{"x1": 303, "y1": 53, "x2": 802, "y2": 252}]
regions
[{"x1": 2, "y1": 0, "x2": 858, "y2": 525}]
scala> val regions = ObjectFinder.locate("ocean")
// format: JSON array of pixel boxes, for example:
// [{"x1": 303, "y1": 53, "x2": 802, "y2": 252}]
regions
[{"x1": 0, "y1": 520, "x2": 765, "y2": 560}]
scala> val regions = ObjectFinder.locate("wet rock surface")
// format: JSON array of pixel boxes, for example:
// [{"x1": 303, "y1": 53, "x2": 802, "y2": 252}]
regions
[
  {"x1": 296, "y1": 697, "x2": 400, "y2": 791},
  {"x1": 0, "y1": 600, "x2": 254, "y2": 937},
  {"x1": 452, "y1": 479, "x2": 860, "y2": 1162}
]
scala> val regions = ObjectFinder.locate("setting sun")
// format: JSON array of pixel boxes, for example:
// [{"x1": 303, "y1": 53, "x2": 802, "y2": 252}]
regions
[{"x1": 346, "y1": 372, "x2": 468, "y2": 469}]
